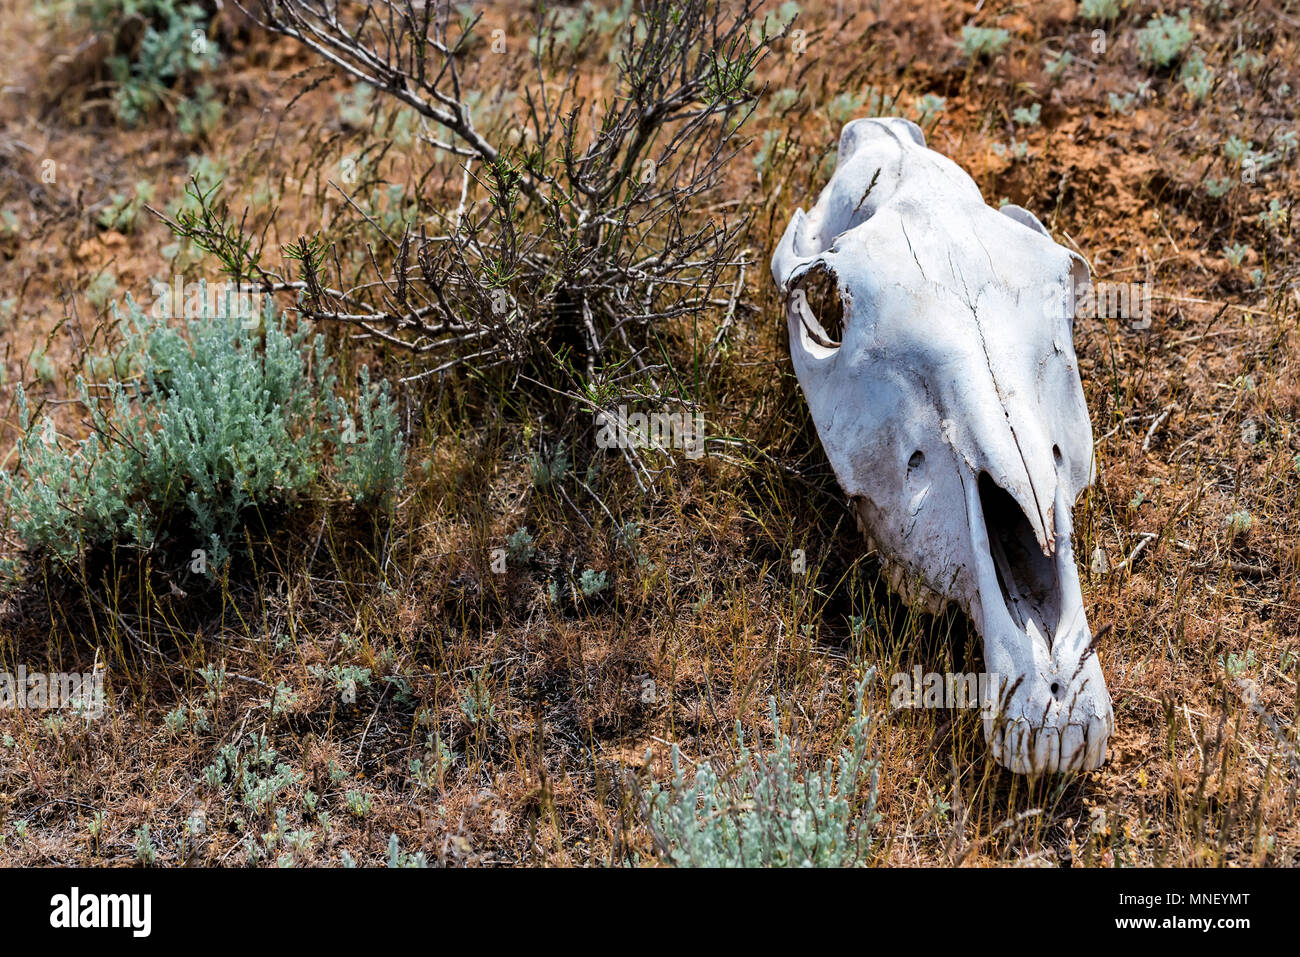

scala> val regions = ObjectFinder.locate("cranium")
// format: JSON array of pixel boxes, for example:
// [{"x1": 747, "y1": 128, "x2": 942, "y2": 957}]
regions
[{"x1": 771, "y1": 117, "x2": 1112, "y2": 775}]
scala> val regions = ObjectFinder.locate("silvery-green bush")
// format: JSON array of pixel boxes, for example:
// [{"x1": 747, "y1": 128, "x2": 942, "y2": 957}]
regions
[
  {"x1": 1136, "y1": 10, "x2": 1194, "y2": 69},
  {"x1": 88, "y1": 0, "x2": 221, "y2": 125},
  {"x1": 2, "y1": 291, "x2": 405, "y2": 571},
  {"x1": 645, "y1": 672, "x2": 880, "y2": 867},
  {"x1": 330, "y1": 365, "x2": 406, "y2": 508}
]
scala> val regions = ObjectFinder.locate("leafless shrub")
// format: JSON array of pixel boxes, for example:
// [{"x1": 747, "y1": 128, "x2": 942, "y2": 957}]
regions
[{"x1": 217, "y1": 0, "x2": 782, "y2": 397}]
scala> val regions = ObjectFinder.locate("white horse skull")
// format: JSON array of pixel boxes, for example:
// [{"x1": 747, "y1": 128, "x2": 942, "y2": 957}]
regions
[{"x1": 771, "y1": 117, "x2": 1112, "y2": 775}]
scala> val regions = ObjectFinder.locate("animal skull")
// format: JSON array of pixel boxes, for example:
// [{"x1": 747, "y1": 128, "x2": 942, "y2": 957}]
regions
[{"x1": 771, "y1": 117, "x2": 1112, "y2": 775}]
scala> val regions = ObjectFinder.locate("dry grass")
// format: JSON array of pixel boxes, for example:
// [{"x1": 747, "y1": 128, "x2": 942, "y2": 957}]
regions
[{"x1": 0, "y1": 0, "x2": 1297, "y2": 866}]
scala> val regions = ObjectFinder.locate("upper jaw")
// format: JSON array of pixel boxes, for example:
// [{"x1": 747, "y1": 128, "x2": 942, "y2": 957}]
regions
[
  {"x1": 964, "y1": 473, "x2": 1113, "y2": 775},
  {"x1": 982, "y1": 643, "x2": 1113, "y2": 775}
]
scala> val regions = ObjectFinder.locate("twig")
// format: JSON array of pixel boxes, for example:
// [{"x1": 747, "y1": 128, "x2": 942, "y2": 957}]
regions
[{"x1": 1142, "y1": 403, "x2": 1177, "y2": 452}]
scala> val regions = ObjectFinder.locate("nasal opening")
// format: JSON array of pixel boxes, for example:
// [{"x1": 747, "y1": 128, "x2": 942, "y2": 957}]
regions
[{"x1": 978, "y1": 472, "x2": 1062, "y2": 649}]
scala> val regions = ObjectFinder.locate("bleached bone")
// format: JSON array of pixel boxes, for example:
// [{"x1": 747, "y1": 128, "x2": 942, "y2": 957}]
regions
[{"x1": 771, "y1": 117, "x2": 1112, "y2": 775}]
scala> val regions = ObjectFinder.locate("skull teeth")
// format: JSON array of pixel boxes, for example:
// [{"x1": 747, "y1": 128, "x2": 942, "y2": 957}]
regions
[
  {"x1": 852, "y1": 498, "x2": 947, "y2": 614},
  {"x1": 868, "y1": 538, "x2": 948, "y2": 615}
]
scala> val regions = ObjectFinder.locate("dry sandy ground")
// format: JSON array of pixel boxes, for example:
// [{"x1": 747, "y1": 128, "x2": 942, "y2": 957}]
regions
[{"x1": 0, "y1": 0, "x2": 1296, "y2": 865}]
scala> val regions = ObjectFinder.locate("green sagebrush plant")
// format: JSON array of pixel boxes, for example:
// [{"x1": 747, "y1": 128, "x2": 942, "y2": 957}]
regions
[
  {"x1": 1135, "y1": 10, "x2": 1194, "y2": 70},
  {"x1": 34, "y1": 1, "x2": 217, "y2": 127},
  {"x1": 644, "y1": 671, "x2": 880, "y2": 867},
  {"x1": 330, "y1": 365, "x2": 406, "y2": 507},
  {"x1": 1, "y1": 290, "x2": 406, "y2": 572},
  {"x1": 72, "y1": 0, "x2": 222, "y2": 125}
]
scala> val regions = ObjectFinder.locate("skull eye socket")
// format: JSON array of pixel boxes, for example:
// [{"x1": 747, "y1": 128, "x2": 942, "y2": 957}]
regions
[{"x1": 790, "y1": 265, "x2": 845, "y2": 348}]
